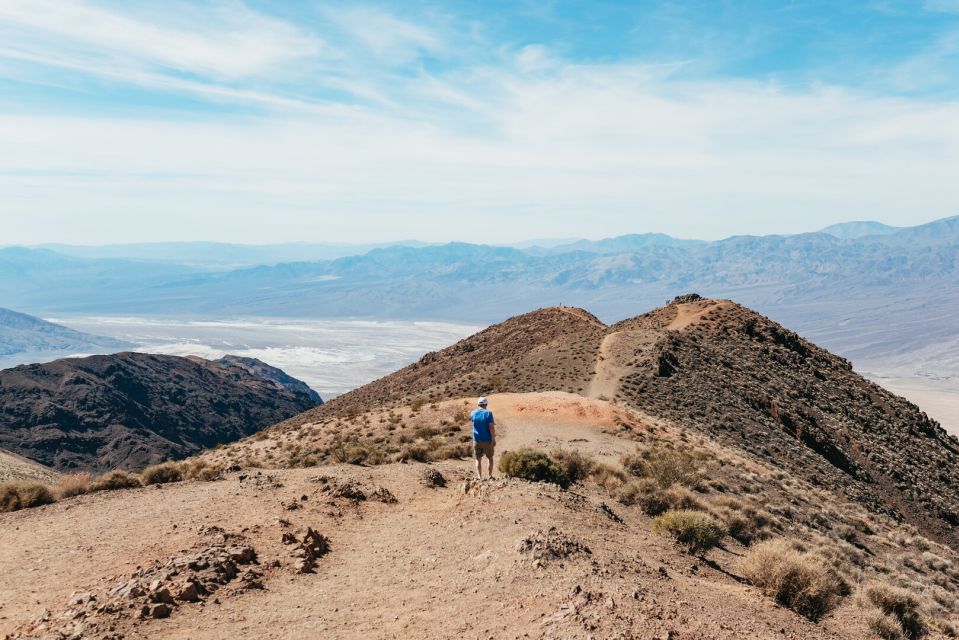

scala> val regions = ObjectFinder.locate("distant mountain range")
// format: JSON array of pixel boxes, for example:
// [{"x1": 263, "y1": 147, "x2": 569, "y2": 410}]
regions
[
  {"x1": 0, "y1": 307, "x2": 130, "y2": 359},
  {"x1": 2, "y1": 216, "x2": 957, "y2": 378}
]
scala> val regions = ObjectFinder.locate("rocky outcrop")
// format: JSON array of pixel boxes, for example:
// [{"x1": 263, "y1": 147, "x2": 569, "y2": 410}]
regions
[
  {"x1": 0, "y1": 352, "x2": 318, "y2": 472},
  {"x1": 215, "y1": 355, "x2": 322, "y2": 405}
]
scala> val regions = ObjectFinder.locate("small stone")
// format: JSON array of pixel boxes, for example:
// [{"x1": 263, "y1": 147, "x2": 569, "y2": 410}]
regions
[{"x1": 148, "y1": 603, "x2": 173, "y2": 619}]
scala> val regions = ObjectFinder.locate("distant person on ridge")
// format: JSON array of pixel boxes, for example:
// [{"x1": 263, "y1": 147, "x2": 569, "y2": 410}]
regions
[{"x1": 471, "y1": 396, "x2": 496, "y2": 480}]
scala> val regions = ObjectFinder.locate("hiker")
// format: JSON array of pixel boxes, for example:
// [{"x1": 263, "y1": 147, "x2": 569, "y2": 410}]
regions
[{"x1": 471, "y1": 396, "x2": 496, "y2": 480}]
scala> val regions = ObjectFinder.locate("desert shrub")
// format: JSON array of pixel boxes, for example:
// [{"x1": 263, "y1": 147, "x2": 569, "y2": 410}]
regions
[
  {"x1": 141, "y1": 462, "x2": 183, "y2": 485},
  {"x1": 410, "y1": 398, "x2": 426, "y2": 412},
  {"x1": 0, "y1": 482, "x2": 56, "y2": 512},
  {"x1": 589, "y1": 462, "x2": 627, "y2": 492},
  {"x1": 613, "y1": 480, "x2": 650, "y2": 506},
  {"x1": 551, "y1": 449, "x2": 594, "y2": 484},
  {"x1": 180, "y1": 460, "x2": 224, "y2": 481},
  {"x1": 652, "y1": 510, "x2": 726, "y2": 554},
  {"x1": 640, "y1": 485, "x2": 705, "y2": 517},
  {"x1": 397, "y1": 442, "x2": 431, "y2": 463},
  {"x1": 870, "y1": 610, "x2": 907, "y2": 640},
  {"x1": 55, "y1": 473, "x2": 92, "y2": 498},
  {"x1": 740, "y1": 539, "x2": 846, "y2": 621},
  {"x1": 430, "y1": 442, "x2": 472, "y2": 461},
  {"x1": 90, "y1": 470, "x2": 142, "y2": 492},
  {"x1": 865, "y1": 583, "x2": 927, "y2": 640},
  {"x1": 620, "y1": 444, "x2": 703, "y2": 489},
  {"x1": 932, "y1": 619, "x2": 958, "y2": 638},
  {"x1": 711, "y1": 497, "x2": 776, "y2": 544},
  {"x1": 498, "y1": 448, "x2": 569, "y2": 488}
]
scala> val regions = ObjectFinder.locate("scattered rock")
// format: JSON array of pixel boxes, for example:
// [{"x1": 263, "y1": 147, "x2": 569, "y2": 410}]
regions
[
  {"x1": 10, "y1": 531, "x2": 260, "y2": 639},
  {"x1": 285, "y1": 527, "x2": 330, "y2": 574},
  {"x1": 517, "y1": 527, "x2": 591, "y2": 565},
  {"x1": 421, "y1": 468, "x2": 447, "y2": 488}
]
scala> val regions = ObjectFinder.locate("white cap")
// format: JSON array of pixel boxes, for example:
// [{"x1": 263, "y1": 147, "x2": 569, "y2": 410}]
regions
[{"x1": 477, "y1": 396, "x2": 488, "y2": 406}]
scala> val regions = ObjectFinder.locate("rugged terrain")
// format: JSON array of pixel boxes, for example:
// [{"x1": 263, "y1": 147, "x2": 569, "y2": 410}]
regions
[
  {"x1": 2, "y1": 297, "x2": 958, "y2": 639},
  {"x1": 0, "y1": 352, "x2": 321, "y2": 472}
]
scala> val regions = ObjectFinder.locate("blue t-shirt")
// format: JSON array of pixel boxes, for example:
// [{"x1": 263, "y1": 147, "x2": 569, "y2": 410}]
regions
[{"x1": 471, "y1": 408, "x2": 494, "y2": 442}]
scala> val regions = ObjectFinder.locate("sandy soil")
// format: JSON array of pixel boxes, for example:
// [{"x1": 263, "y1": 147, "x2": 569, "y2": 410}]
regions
[
  {"x1": 0, "y1": 393, "x2": 875, "y2": 640},
  {"x1": 0, "y1": 449, "x2": 58, "y2": 484}
]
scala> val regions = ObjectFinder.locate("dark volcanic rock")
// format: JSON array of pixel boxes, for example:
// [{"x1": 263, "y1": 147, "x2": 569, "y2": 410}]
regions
[
  {"x1": 215, "y1": 355, "x2": 322, "y2": 405},
  {"x1": 0, "y1": 352, "x2": 317, "y2": 472}
]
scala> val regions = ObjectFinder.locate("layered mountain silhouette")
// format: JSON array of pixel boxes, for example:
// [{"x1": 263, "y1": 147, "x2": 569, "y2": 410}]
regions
[
  {"x1": 0, "y1": 307, "x2": 130, "y2": 357},
  {"x1": 2, "y1": 216, "x2": 957, "y2": 379},
  {"x1": 0, "y1": 352, "x2": 321, "y2": 472},
  {"x1": 291, "y1": 296, "x2": 959, "y2": 549}
]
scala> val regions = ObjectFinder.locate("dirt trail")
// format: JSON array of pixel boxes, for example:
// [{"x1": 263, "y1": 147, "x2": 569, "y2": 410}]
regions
[
  {"x1": 666, "y1": 300, "x2": 728, "y2": 331},
  {"x1": 586, "y1": 332, "x2": 625, "y2": 401},
  {"x1": 1, "y1": 392, "x2": 871, "y2": 640}
]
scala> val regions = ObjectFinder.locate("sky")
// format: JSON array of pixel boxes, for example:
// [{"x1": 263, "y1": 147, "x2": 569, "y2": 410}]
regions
[{"x1": 1, "y1": 0, "x2": 959, "y2": 244}]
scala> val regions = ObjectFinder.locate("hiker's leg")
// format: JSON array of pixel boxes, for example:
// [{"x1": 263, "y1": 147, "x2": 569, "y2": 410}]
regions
[
  {"x1": 486, "y1": 450, "x2": 495, "y2": 478},
  {"x1": 474, "y1": 446, "x2": 483, "y2": 478}
]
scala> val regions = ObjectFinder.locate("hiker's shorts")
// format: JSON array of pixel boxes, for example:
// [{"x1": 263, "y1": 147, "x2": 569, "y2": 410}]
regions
[{"x1": 474, "y1": 440, "x2": 494, "y2": 461}]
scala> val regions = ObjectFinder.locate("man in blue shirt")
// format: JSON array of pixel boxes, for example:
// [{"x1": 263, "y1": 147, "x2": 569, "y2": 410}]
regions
[{"x1": 471, "y1": 396, "x2": 496, "y2": 480}]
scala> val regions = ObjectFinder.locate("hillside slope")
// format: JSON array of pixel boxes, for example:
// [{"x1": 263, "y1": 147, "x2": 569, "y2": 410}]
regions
[
  {"x1": 0, "y1": 352, "x2": 320, "y2": 472},
  {"x1": 289, "y1": 296, "x2": 959, "y2": 551}
]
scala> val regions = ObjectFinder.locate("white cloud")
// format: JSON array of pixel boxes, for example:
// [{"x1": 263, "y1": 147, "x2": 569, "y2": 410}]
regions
[
  {"x1": 0, "y1": 6, "x2": 957, "y2": 243},
  {"x1": 0, "y1": 0, "x2": 324, "y2": 80}
]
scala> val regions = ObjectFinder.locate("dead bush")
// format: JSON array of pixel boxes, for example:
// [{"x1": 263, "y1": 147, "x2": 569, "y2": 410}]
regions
[
  {"x1": 141, "y1": 462, "x2": 183, "y2": 485},
  {"x1": 589, "y1": 462, "x2": 627, "y2": 492},
  {"x1": 550, "y1": 449, "x2": 595, "y2": 484},
  {"x1": 90, "y1": 470, "x2": 142, "y2": 492},
  {"x1": 639, "y1": 485, "x2": 705, "y2": 517},
  {"x1": 870, "y1": 610, "x2": 907, "y2": 640},
  {"x1": 180, "y1": 460, "x2": 224, "y2": 481},
  {"x1": 740, "y1": 539, "x2": 846, "y2": 621},
  {"x1": 621, "y1": 444, "x2": 704, "y2": 489},
  {"x1": 55, "y1": 473, "x2": 92, "y2": 498},
  {"x1": 865, "y1": 583, "x2": 927, "y2": 640},
  {"x1": 652, "y1": 509, "x2": 725, "y2": 555},
  {"x1": 0, "y1": 481, "x2": 56, "y2": 512}
]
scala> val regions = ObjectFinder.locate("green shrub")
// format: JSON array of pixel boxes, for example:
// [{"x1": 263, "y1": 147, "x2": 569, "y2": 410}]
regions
[
  {"x1": 90, "y1": 470, "x2": 142, "y2": 492},
  {"x1": 55, "y1": 473, "x2": 92, "y2": 498},
  {"x1": 141, "y1": 462, "x2": 183, "y2": 485},
  {"x1": 551, "y1": 449, "x2": 595, "y2": 484},
  {"x1": 865, "y1": 583, "x2": 927, "y2": 640},
  {"x1": 740, "y1": 539, "x2": 846, "y2": 621},
  {"x1": 0, "y1": 481, "x2": 56, "y2": 512},
  {"x1": 498, "y1": 448, "x2": 569, "y2": 488},
  {"x1": 652, "y1": 509, "x2": 726, "y2": 554}
]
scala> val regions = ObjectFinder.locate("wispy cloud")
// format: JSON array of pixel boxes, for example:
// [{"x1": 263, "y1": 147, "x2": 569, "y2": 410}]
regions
[
  {"x1": 0, "y1": 2, "x2": 957, "y2": 243},
  {"x1": 0, "y1": 0, "x2": 324, "y2": 80}
]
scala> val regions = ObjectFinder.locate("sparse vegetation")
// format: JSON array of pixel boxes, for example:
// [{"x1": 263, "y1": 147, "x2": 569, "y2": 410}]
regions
[
  {"x1": 864, "y1": 583, "x2": 927, "y2": 640},
  {"x1": 621, "y1": 444, "x2": 704, "y2": 489},
  {"x1": 90, "y1": 470, "x2": 142, "y2": 492},
  {"x1": 141, "y1": 462, "x2": 183, "y2": 485},
  {"x1": 499, "y1": 448, "x2": 570, "y2": 488},
  {"x1": 55, "y1": 473, "x2": 92, "y2": 498},
  {"x1": 0, "y1": 481, "x2": 55, "y2": 512},
  {"x1": 740, "y1": 539, "x2": 846, "y2": 621},
  {"x1": 550, "y1": 448, "x2": 594, "y2": 484},
  {"x1": 652, "y1": 509, "x2": 725, "y2": 554}
]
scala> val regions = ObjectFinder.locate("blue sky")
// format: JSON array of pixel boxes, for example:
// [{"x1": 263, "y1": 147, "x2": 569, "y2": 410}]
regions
[{"x1": 1, "y1": 1, "x2": 958, "y2": 244}]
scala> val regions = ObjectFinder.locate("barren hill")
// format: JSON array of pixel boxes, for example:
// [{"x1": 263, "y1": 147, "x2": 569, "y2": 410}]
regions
[
  {"x1": 0, "y1": 352, "x2": 320, "y2": 472},
  {"x1": 4, "y1": 298, "x2": 959, "y2": 639},
  {"x1": 289, "y1": 296, "x2": 959, "y2": 550}
]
